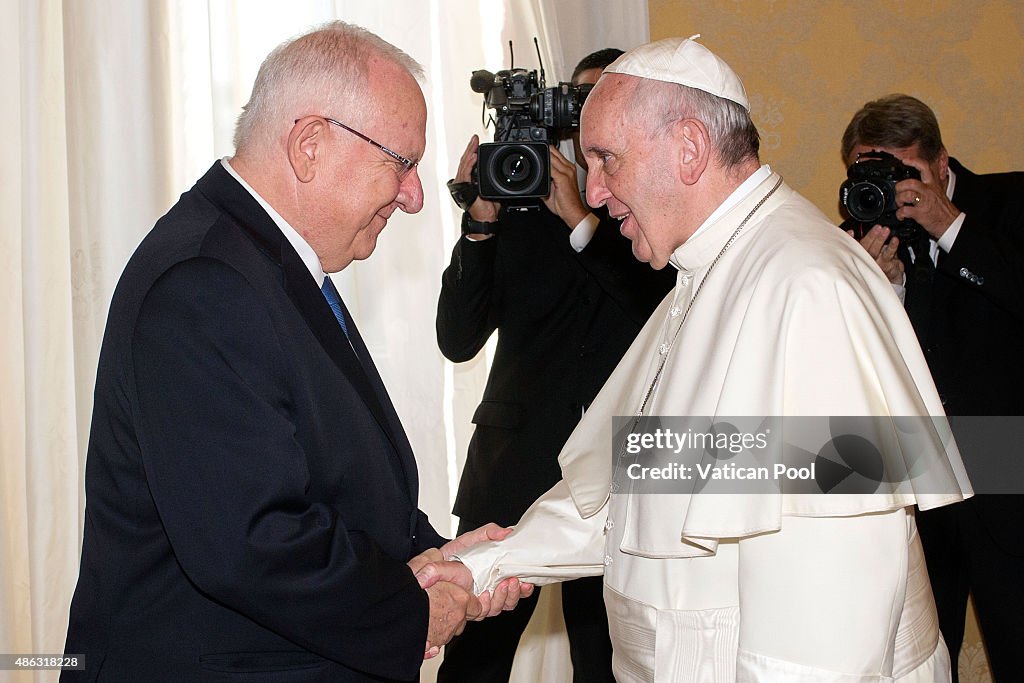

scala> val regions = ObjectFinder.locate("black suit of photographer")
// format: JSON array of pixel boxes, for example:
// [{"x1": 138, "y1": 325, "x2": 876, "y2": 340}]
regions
[
  {"x1": 845, "y1": 156, "x2": 1024, "y2": 682},
  {"x1": 906, "y1": 158, "x2": 1024, "y2": 683},
  {"x1": 436, "y1": 143, "x2": 674, "y2": 682}
]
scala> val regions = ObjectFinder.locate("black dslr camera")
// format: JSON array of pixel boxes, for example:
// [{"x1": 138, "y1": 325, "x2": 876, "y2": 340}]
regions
[
  {"x1": 470, "y1": 42, "x2": 592, "y2": 207},
  {"x1": 840, "y1": 150, "x2": 923, "y2": 240}
]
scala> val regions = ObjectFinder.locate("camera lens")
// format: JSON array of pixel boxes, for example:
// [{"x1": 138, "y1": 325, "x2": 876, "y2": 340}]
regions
[
  {"x1": 845, "y1": 181, "x2": 887, "y2": 223},
  {"x1": 501, "y1": 153, "x2": 532, "y2": 182},
  {"x1": 487, "y1": 144, "x2": 545, "y2": 195}
]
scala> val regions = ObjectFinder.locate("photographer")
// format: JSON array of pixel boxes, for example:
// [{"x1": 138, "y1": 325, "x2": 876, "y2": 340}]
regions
[
  {"x1": 436, "y1": 48, "x2": 674, "y2": 682},
  {"x1": 841, "y1": 94, "x2": 1024, "y2": 682}
]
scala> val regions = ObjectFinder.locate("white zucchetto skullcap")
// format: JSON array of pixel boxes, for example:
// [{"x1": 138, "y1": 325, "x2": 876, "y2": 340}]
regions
[{"x1": 604, "y1": 34, "x2": 749, "y2": 111}]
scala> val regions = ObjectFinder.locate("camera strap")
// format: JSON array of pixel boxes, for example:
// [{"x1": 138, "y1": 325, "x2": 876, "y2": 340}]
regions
[{"x1": 447, "y1": 179, "x2": 478, "y2": 212}]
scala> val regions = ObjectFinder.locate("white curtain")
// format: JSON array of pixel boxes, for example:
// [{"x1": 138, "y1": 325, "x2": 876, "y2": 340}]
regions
[{"x1": 0, "y1": 1, "x2": 646, "y2": 681}]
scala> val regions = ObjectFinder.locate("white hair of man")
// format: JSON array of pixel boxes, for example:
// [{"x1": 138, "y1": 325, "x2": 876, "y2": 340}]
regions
[
  {"x1": 626, "y1": 78, "x2": 760, "y2": 169},
  {"x1": 233, "y1": 20, "x2": 424, "y2": 154}
]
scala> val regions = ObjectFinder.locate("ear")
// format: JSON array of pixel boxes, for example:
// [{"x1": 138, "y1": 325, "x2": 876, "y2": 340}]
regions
[
  {"x1": 288, "y1": 117, "x2": 326, "y2": 183},
  {"x1": 674, "y1": 118, "x2": 711, "y2": 186},
  {"x1": 936, "y1": 147, "x2": 950, "y2": 183}
]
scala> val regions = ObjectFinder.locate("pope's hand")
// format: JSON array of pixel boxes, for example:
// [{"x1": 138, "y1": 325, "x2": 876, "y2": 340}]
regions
[{"x1": 475, "y1": 576, "x2": 535, "y2": 619}]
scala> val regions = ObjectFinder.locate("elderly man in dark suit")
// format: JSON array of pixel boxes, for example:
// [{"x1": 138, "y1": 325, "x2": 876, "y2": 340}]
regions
[
  {"x1": 842, "y1": 93, "x2": 1024, "y2": 683},
  {"x1": 62, "y1": 21, "x2": 529, "y2": 682}
]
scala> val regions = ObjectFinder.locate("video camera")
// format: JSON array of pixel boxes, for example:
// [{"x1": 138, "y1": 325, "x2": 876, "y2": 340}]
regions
[{"x1": 470, "y1": 40, "x2": 592, "y2": 207}]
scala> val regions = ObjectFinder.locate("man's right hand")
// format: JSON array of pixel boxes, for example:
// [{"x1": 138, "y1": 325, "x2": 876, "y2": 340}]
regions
[
  {"x1": 457, "y1": 135, "x2": 501, "y2": 225},
  {"x1": 852, "y1": 225, "x2": 904, "y2": 285},
  {"x1": 542, "y1": 145, "x2": 589, "y2": 228},
  {"x1": 423, "y1": 580, "x2": 481, "y2": 659}
]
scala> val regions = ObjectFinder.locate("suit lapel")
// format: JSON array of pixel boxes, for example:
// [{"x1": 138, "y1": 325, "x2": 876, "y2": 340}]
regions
[
  {"x1": 334, "y1": 296, "x2": 418, "y2": 503},
  {"x1": 281, "y1": 249, "x2": 394, "y2": 429}
]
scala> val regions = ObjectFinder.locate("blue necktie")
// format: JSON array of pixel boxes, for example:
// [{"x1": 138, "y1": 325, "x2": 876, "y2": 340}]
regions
[{"x1": 321, "y1": 276, "x2": 350, "y2": 337}]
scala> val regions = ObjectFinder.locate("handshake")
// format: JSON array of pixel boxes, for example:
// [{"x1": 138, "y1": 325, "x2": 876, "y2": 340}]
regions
[{"x1": 406, "y1": 523, "x2": 534, "y2": 660}]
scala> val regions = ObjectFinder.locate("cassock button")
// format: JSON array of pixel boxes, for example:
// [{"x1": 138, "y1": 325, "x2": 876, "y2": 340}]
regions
[
  {"x1": 658, "y1": 343, "x2": 670, "y2": 355},
  {"x1": 670, "y1": 306, "x2": 682, "y2": 318},
  {"x1": 603, "y1": 554, "x2": 614, "y2": 567},
  {"x1": 604, "y1": 518, "x2": 615, "y2": 532},
  {"x1": 679, "y1": 273, "x2": 692, "y2": 286}
]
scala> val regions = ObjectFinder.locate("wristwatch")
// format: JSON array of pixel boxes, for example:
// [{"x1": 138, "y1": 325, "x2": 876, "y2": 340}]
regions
[{"x1": 461, "y1": 211, "x2": 500, "y2": 236}]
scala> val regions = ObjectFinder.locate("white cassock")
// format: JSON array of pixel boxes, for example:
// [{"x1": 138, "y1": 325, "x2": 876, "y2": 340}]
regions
[{"x1": 457, "y1": 168, "x2": 973, "y2": 682}]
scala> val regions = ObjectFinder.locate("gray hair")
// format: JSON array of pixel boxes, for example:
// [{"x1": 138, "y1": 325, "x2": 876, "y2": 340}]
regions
[
  {"x1": 233, "y1": 20, "x2": 423, "y2": 152},
  {"x1": 841, "y1": 94, "x2": 944, "y2": 163},
  {"x1": 627, "y1": 79, "x2": 760, "y2": 168}
]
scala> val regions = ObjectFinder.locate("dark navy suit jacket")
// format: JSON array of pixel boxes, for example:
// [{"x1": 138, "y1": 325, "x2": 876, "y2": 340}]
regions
[{"x1": 63, "y1": 162, "x2": 445, "y2": 682}]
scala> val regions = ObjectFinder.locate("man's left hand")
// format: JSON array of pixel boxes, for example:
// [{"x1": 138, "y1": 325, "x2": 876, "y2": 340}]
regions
[
  {"x1": 440, "y1": 522, "x2": 514, "y2": 560},
  {"x1": 852, "y1": 225, "x2": 904, "y2": 285},
  {"x1": 543, "y1": 146, "x2": 590, "y2": 228},
  {"x1": 407, "y1": 548, "x2": 443, "y2": 577},
  {"x1": 413, "y1": 559, "x2": 475, "y2": 592},
  {"x1": 894, "y1": 176, "x2": 959, "y2": 240}
]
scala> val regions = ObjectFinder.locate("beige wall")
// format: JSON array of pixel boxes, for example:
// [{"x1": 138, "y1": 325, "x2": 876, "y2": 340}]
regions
[{"x1": 649, "y1": 0, "x2": 1024, "y2": 224}]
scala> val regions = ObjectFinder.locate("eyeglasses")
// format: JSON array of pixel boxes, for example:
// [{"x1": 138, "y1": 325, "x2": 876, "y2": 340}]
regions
[{"x1": 296, "y1": 116, "x2": 418, "y2": 177}]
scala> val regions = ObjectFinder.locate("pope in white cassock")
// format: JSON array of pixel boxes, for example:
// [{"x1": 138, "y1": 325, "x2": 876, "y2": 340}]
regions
[{"x1": 450, "y1": 37, "x2": 973, "y2": 681}]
